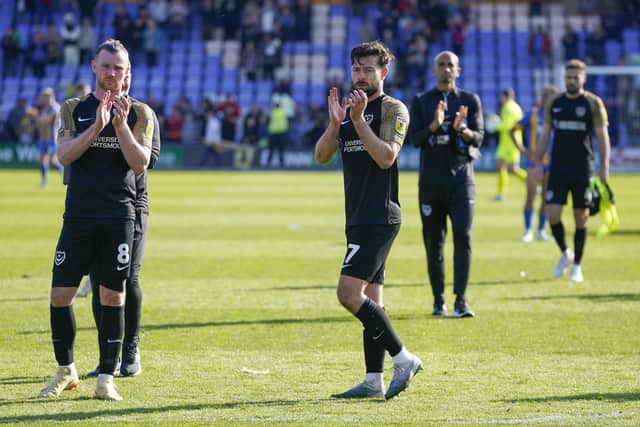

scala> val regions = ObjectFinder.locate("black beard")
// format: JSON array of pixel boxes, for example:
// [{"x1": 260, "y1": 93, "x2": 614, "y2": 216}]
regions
[{"x1": 351, "y1": 81, "x2": 378, "y2": 96}]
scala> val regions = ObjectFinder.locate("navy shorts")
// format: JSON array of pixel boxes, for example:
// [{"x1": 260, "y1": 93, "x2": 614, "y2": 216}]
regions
[
  {"x1": 340, "y1": 224, "x2": 400, "y2": 284},
  {"x1": 129, "y1": 211, "x2": 149, "y2": 278},
  {"x1": 52, "y1": 220, "x2": 134, "y2": 291},
  {"x1": 546, "y1": 170, "x2": 591, "y2": 209}
]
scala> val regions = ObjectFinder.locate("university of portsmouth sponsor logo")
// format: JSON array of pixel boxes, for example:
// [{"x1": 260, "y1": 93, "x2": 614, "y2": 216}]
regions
[
  {"x1": 54, "y1": 251, "x2": 66, "y2": 266},
  {"x1": 91, "y1": 136, "x2": 121, "y2": 149},
  {"x1": 555, "y1": 120, "x2": 587, "y2": 131},
  {"x1": 343, "y1": 139, "x2": 366, "y2": 153}
]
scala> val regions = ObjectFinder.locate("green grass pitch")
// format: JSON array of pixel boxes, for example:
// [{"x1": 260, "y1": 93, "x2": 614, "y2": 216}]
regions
[{"x1": 0, "y1": 169, "x2": 639, "y2": 425}]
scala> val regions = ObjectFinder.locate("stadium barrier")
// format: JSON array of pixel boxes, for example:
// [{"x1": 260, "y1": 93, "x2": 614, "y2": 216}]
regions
[{"x1": 1, "y1": 142, "x2": 639, "y2": 173}]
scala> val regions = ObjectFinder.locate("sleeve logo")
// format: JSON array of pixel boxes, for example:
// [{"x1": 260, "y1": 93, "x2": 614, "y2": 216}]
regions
[{"x1": 395, "y1": 113, "x2": 407, "y2": 135}]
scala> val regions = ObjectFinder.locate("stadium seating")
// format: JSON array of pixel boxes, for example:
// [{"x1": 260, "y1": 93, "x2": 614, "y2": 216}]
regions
[{"x1": 0, "y1": 1, "x2": 638, "y2": 146}]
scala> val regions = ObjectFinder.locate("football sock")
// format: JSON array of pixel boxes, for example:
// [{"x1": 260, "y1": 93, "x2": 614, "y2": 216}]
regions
[
  {"x1": 40, "y1": 164, "x2": 48, "y2": 181},
  {"x1": 98, "y1": 305, "x2": 124, "y2": 375},
  {"x1": 392, "y1": 347, "x2": 412, "y2": 365},
  {"x1": 515, "y1": 168, "x2": 527, "y2": 182},
  {"x1": 355, "y1": 298, "x2": 403, "y2": 357},
  {"x1": 124, "y1": 276, "x2": 142, "y2": 342},
  {"x1": 363, "y1": 327, "x2": 385, "y2": 373},
  {"x1": 524, "y1": 208, "x2": 534, "y2": 231},
  {"x1": 364, "y1": 372, "x2": 383, "y2": 388},
  {"x1": 538, "y1": 213, "x2": 547, "y2": 231},
  {"x1": 50, "y1": 305, "x2": 75, "y2": 366},
  {"x1": 550, "y1": 221, "x2": 567, "y2": 252},
  {"x1": 574, "y1": 227, "x2": 586, "y2": 264},
  {"x1": 497, "y1": 169, "x2": 507, "y2": 196}
]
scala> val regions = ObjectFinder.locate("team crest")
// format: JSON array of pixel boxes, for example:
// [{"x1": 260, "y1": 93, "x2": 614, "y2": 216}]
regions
[
  {"x1": 54, "y1": 251, "x2": 66, "y2": 266},
  {"x1": 421, "y1": 204, "x2": 432, "y2": 217},
  {"x1": 575, "y1": 106, "x2": 586, "y2": 117},
  {"x1": 364, "y1": 114, "x2": 374, "y2": 124},
  {"x1": 395, "y1": 113, "x2": 407, "y2": 135}
]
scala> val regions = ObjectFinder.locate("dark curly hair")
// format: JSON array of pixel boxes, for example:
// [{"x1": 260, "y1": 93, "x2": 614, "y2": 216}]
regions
[{"x1": 350, "y1": 41, "x2": 395, "y2": 68}]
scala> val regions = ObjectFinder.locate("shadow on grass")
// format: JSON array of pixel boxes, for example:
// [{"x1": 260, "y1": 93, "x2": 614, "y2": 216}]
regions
[
  {"x1": 0, "y1": 399, "x2": 334, "y2": 423},
  {"x1": 514, "y1": 293, "x2": 640, "y2": 302},
  {"x1": 0, "y1": 297, "x2": 48, "y2": 303},
  {"x1": 20, "y1": 312, "x2": 428, "y2": 335},
  {"x1": 259, "y1": 279, "x2": 547, "y2": 292},
  {"x1": 504, "y1": 391, "x2": 640, "y2": 403},
  {"x1": 0, "y1": 376, "x2": 43, "y2": 386}
]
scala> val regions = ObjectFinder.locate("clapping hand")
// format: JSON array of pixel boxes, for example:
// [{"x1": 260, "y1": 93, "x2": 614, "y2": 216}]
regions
[
  {"x1": 452, "y1": 105, "x2": 468, "y2": 131},
  {"x1": 95, "y1": 90, "x2": 112, "y2": 131},
  {"x1": 348, "y1": 89, "x2": 368, "y2": 123},
  {"x1": 111, "y1": 94, "x2": 130, "y2": 129},
  {"x1": 328, "y1": 87, "x2": 347, "y2": 127}
]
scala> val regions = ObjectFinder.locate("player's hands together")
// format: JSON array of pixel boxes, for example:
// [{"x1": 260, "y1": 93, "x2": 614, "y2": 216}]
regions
[
  {"x1": 111, "y1": 94, "x2": 130, "y2": 129},
  {"x1": 452, "y1": 105, "x2": 468, "y2": 131},
  {"x1": 348, "y1": 89, "x2": 368, "y2": 123},
  {"x1": 429, "y1": 100, "x2": 445, "y2": 132},
  {"x1": 95, "y1": 90, "x2": 112, "y2": 131},
  {"x1": 327, "y1": 87, "x2": 347, "y2": 127}
]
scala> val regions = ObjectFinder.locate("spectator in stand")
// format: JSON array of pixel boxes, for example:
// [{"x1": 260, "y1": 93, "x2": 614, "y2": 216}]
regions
[
  {"x1": 149, "y1": 0, "x2": 169, "y2": 28},
  {"x1": 60, "y1": 13, "x2": 80, "y2": 66},
  {"x1": 600, "y1": 9, "x2": 622, "y2": 42},
  {"x1": 216, "y1": 93, "x2": 240, "y2": 124},
  {"x1": 181, "y1": 111, "x2": 202, "y2": 144},
  {"x1": 201, "y1": 0, "x2": 218, "y2": 41},
  {"x1": 168, "y1": 0, "x2": 189, "y2": 40},
  {"x1": 405, "y1": 34, "x2": 428, "y2": 92},
  {"x1": 561, "y1": 24, "x2": 578, "y2": 61},
  {"x1": 527, "y1": 25, "x2": 551, "y2": 69},
  {"x1": 240, "y1": 0, "x2": 260, "y2": 43},
  {"x1": 29, "y1": 30, "x2": 49, "y2": 78},
  {"x1": 242, "y1": 103, "x2": 267, "y2": 145},
  {"x1": 450, "y1": 15, "x2": 465, "y2": 57},
  {"x1": 529, "y1": 0, "x2": 543, "y2": 16},
  {"x1": 35, "y1": 0, "x2": 55, "y2": 25},
  {"x1": 201, "y1": 110, "x2": 223, "y2": 166},
  {"x1": 261, "y1": 0, "x2": 277, "y2": 35},
  {"x1": 293, "y1": 0, "x2": 311, "y2": 41},
  {"x1": 221, "y1": 1, "x2": 240, "y2": 40},
  {"x1": 303, "y1": 106, "x2": 326, "y2": 147},
  {"x1": 78, "y1": 17, "x2": 96, "y2": 64},
  {"x1": 261, "y1": 32, "x2": 282, "y2": 81},
  {"x1": 44, "y1": 23, "x2": 62, "y2": 65},
  {"x1": 585, "y1": 23, "x2": 606, "y2": 65},
  {"x1": 267, "y1": 102, "x2": 289, "y2": 167},
  {"x1": 113, "y1": 5, "x2": 133, "y2": 48},
  {"x1": 165, "y1": 106, "x2": 184, "y2": 143},
  {"x1": 144, "y1": 19, "x2": 165, "y2": 69},
  {"x1": 427, "y1": 0, "x2": 450, "y2": 48},
  {"x1": 1, "y1": 26, "x2": 21, "y2": 77},
  {"x1": 6, "y1": 98, "x2": 29, "y2": 142},
  {"x1": 240, "y1": 40, "x2": 259, "y2": 81},
  {"x1": 77, "y1": 0, "x2": 97, "y2": 23},
  {"x1": 278, "y1": 5, "x2": 296, "y2": 41},
  {"x1": 131, "y1": 7, "x2": 150, "y2": 64},
  {"x1": 175, "y1": 95, "x2": 193, "y2": 116}
]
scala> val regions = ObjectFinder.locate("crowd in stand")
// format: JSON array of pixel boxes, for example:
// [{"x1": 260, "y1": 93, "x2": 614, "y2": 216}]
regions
[{"x1": 1, "y1": 0, "x2": 639, "y2": 150}]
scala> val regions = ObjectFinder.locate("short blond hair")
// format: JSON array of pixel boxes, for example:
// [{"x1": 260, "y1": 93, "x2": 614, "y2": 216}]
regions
[{"x1": 566, "y1": 59, "x2": 587, "y2": 73}]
